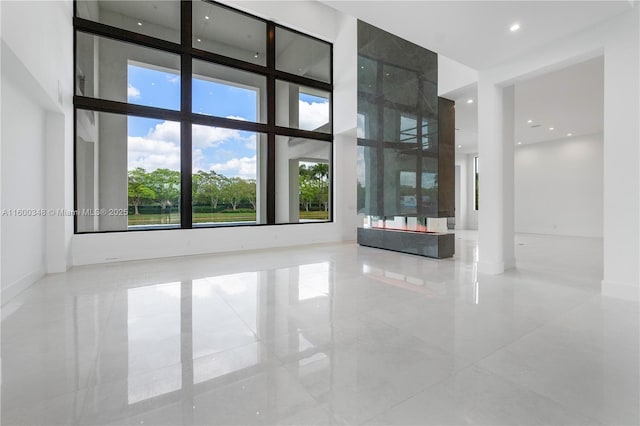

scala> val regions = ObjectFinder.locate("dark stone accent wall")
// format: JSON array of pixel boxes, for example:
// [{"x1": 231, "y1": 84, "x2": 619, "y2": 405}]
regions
[
  {"x1": 438, "y1": 97, "x2": 455, "y2": 217},
  {"x1": 357, "y1": 228, "x2": 454, "y2": 259},
  {"x1": 357, "y1": 20, "x2": 450, "y2": 218},
  {"x1": 356, "y1": 20, "x2": 455, "y2": 259}
]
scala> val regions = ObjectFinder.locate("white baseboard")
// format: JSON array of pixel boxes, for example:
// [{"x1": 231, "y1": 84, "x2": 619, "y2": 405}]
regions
[
  {"x1": 1, "y1": 268, "x2": 45, "y2": 305},
  {"x1": 601, "y1": 280, "x2": 640, "y2": 302}
]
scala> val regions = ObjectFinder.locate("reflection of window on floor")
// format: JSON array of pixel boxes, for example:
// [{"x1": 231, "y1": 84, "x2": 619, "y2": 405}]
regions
[
  {"x1": 298, "y1": 262, "x2": 330, "y2": 300},
  {"x1": 127, "y1": 283, "x2": 182, "y2": 404},
  {"x1": 474, "y1": 156, "x2": 479, "y2": 210}
]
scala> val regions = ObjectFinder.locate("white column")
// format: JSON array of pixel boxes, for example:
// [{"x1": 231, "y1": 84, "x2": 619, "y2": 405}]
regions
[
  {"x1": 601, "y1": 8, "x2": 640, "y2": 301},
  {"x1": 477, "y1": 78, "x2": 515, "y2": 274},
  {"x1": 502, "y1": 86, "x2": 516, "y2": 269}
]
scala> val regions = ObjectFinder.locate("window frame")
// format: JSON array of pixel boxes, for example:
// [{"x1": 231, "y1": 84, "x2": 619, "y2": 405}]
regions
[{"x1": 73, "y1": 0, "x2": 334, "y2": 234}]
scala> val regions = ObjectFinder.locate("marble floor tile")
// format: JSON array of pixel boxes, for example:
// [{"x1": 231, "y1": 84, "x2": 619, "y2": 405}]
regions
[{"x1": 2, "y1": 231, "x2": 637, "y2": 425}]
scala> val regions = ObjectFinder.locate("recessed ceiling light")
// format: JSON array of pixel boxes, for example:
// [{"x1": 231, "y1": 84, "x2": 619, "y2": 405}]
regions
[
  {"x1": 205, "y1": 16, "x2": 210, "y2": 20},
  {"x1": 510, "y1": 22, "x2": 521, "y2": 32},
  {"x1": 254, "y1": 52, "x2": 259, "y2": 58},
  {"x1": 567, "y1": 132, "x2": 572, "y2": 136},
  {"x1": 527, "y1": 119, "x2": 533, "y2": 123},
  {"x1": 517, "y1": 141, "x2": 522, "y2": 145},
  {"x1": 196, "y1": 38, "x2": 201, "y2": 42},
  {"x1": 549, "y1": 127, "x2": 555, "y2": 131},
  {"x1": 467, "y1": 99, "x2": 474, "y2": 104},
  {"x1": 360, "y1": 66, "x2": 364, "y2": 69},
  {"x1": 137, "y1": 21, "x2": 143, "y2": 26},
  {"x1": 457, "y1": 145, "x2": 462, "y2": 148}
]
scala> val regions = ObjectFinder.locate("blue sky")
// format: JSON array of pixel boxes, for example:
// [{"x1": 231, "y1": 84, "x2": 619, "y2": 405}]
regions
[{"x1": 127, "y1": 63, "x2": 329, "y2": 179}]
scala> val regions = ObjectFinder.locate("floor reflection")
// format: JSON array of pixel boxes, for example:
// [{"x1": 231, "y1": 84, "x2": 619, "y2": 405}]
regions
[{"x1": 118, "y1": 262, "x2": 337, "y2": 415}]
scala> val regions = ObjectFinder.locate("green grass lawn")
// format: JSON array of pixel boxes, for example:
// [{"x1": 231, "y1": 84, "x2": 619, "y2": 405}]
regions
[{"x1": 127, "y1": 210, "x2": 328, "y2": 226}]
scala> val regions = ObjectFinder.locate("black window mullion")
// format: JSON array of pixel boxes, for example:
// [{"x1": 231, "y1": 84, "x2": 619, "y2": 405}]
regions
[
  {"x1": 181, "y1": 0, "x2": 193, "y2": 229},
  {"x1": 74, "y1": 17, "x2": 182, "y2": 55},
  {"x1": 74, "y1": 96, "x2": 184, "y2": 122},
  {"x1": 273, "y1": 70, "x2": 332, "y2": 92},
  {"x1": 266, "y1": 22, "x2": 276, "y2": 224}
]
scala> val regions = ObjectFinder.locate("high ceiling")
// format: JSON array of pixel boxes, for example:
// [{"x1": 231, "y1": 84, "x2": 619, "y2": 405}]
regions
[
  {"x1": 322, "y1": 1, "x2": 632, "y2": 70},
  {"x1": 453, "y1": 56, "x2": 604, "y2": 154}
]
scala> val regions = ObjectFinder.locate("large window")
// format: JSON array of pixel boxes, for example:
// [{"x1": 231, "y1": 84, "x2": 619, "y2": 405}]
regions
[{"x1": 74, "y1": 0, "x2": 332, "y2": 233}]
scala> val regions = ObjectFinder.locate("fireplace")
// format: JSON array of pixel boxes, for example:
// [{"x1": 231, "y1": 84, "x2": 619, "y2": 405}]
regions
[{"x1": 358, "y1": 216, "x2": 454, "y2": 259}]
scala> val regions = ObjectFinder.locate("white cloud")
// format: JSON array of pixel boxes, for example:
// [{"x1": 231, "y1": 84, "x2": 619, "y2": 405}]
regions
[
  {"x1": 166, "y1": 75, "x2": 180, "y2": 84},
  {"x1": 128, "y1": 84, "x2": 141, "y2": 99},
  {"x1": 210, "y1": 156, "x2": 256, "y2": 180},
  {"x1": 225, "y1": 115, "x2": 248, "y2": 121},
  {"x1": 128, "y1": 120, "x2": 258, "y2": 173},
  {"x1": 128, "y1": 136, "x2": 180, "y2": 171},
  {"x1": 193, "y1": 124, "x2": 243, "y2": 149},
  {"x1": 299, "y1": 100, "x2": 329, "y2": 132},
  {"x1": 245, "y1": 134, "x2": 257, "y2": 150},
  {"x1": 128, "y1": 121, "x2": 180, "y2": 171}
]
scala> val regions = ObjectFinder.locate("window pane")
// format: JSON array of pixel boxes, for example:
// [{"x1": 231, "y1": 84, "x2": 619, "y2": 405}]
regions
[
  {"x1": 276, "y1": 27, "x2": 331, "y2": 83},
  {"x1": 275, "y1": 136, "x2": 331, "y2": 224},
  {"x1": 76, "y1": 110, "x2": 181, "y2": 232},
  {"x1": 192, "y1": 125, "x2": 266, "y2": 226},
  {"x1": 76, "y1": 0, "x2": 180, "y2": 43},
  {"x1": 76, "y1": 32, "x2": 180, "y2": 110},
  {"x1": 192, "y1": 60, "x2": 266, "y2": 123},
  {"x1": 276, "y1": 81, "x2": 331, "y2": 133},
  {"x1": 192, "y1": 0, "x2": 266, "y2": 66}
]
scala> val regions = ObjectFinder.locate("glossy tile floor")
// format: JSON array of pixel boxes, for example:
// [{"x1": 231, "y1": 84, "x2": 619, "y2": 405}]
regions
[{"x1": 1, "y1": 231, "x2": 639, "y2": 425}]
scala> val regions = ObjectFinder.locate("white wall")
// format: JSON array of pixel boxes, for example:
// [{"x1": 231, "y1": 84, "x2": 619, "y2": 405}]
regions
[
  {"x1": 1, "y1": 0, "x2": 74, "y2": 302},
  {"x1": 515, "y1": 133, "x2": 603, "y2": 237},
  {"x1": 72, "y1": 1, "x2": 359, "y2": 265},
  {"x1": 0, "y1": 76, "x2": 46, "y2": 300},
  {"x1": 454, "y1": 153, "x2": 478, "y2": 230},
  {"x1": 438, "y1": 54, "x2": 478, "y2": 97},
  {"x1": 478, "y1": 7, "x2": 638, "y2": 300}
]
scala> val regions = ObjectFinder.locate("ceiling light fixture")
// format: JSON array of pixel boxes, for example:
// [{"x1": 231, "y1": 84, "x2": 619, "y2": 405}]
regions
[
  {"x1": 567, "y1": 132, "x2": 572, "y2": 136},
  {"x1": 467, "y1": 99, "x2": 474, "y2": 104},
  {"x1": 457, "y1": 145, "x2": 462, "y2": 148},
  {"x1": 510, "y1": 22, "x2": 521, "y2": 32},
  {"x1": 196, "y1": 38, "x2": 201, "y2": 42},
  {"x1": 527, "y1": 119, "x2": 533, "y2": 123},
  {"x1": 254, "y1": 52, "x2": 259, "y2": 58},
  {"x1": 517, "y1": 141, "x2": 522, "y2": 145},
  {"x1": 205, "y1": 15, "x2": 210, "y2": 20},
  {"x1": 137, "y1": 21, "x2": 143, "y2": 26},
  {"x1": 549, "y1": 127, "x2": 555, "y2": 131}
]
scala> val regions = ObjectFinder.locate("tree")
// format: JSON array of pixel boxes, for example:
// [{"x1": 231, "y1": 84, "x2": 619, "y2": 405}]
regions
[
  {"x1": 240, "y1": 179, "x2": 257, "y2": 210},
  {"x1": 128, "y1": 168, "x2": 156, "y2": 215},
  {"x1": 148, "y1": 168, "x2": 180, "y2": 214},
  {"x1": 222, "y1": 177, "x2": 246, "y2": 210},
  {"x1": 299, "y1": 174, "x2": 316, "y2": 211},
  {"x1": 195, "y1": 170, "x2": 224, "y2": 211},
  {"x1": 299, "y1": 163, "x2": 329, "y2": 211}
]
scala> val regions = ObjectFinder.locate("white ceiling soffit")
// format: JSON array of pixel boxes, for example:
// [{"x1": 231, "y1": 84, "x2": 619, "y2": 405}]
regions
[
  {"x1": 454, "y1": 56, "x2": 603, "y2": 153},
  {"x1": 322, "y1": 0, "x2": 632, "y2": 70}
]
